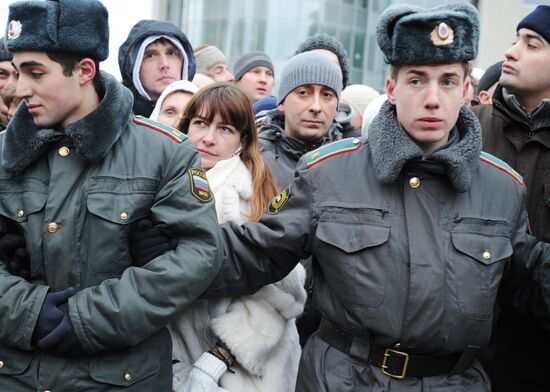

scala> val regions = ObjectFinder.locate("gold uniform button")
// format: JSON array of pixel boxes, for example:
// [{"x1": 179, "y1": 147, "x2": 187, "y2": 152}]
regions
[
  {"x1": 0, "y1": 360, "x2": 4, "y2": 368},
  {"x1": 482, "y1": 251, "x2": 491, "y2": 260},
  {"x1": 120, "y1": 212, "x2": 129, "y2": 221},
  {"x1": 409, "y1": 177, "x2": 421, "y2": 188},
  {"x1": 124, "y1": 372, "x2": 132, "y2": 381},
  {"x1": 17, "y1": 209, "x2": 24, "y2": 218},
  {"x1": 58, "y1": 146, "x2": 70, "y2": 157},
  {"x1": 47, "y1": 222, "x2": 59, "y2": 233}
]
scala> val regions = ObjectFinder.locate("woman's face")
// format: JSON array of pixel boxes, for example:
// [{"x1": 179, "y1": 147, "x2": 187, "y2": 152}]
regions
[
  {"x1": 187, "y1": 110, "x2": 242, "y2": 170},
  {"x1": 157, "y1": 91, "x2": 193, "y2": 129}
]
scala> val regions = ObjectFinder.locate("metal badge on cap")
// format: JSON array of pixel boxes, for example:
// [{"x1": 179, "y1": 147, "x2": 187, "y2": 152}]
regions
[
  {"x1": 431, "y1": 22, "x2": 454, "y2": 46},
  {"x1": 7, "y1": 21, "x2": 22, "y2": 40}
]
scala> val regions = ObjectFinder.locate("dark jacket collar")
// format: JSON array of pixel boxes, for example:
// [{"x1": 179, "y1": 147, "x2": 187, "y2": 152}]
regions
[
  {"x1": 494, "y1": 85, "x2": 550, "y2": 132},
  {"x1": 259, "y1": 111, "x2": 325, "y2": 161},
  {"x1": 2, "y1": 72, "x2": 134, "y2": 175},
  {"x1": 368, "y1": 101, "x2": 482, "y2": 192}
]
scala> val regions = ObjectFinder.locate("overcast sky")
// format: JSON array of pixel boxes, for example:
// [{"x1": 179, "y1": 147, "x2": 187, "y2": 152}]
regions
[{"x1": 0, "y1": 0, "x2": 154, "y2": 80}]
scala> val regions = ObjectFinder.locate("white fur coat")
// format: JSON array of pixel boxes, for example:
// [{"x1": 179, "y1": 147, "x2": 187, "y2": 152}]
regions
[{"x1": 171, "y1": 156, "x2": 306, "y2": 392}]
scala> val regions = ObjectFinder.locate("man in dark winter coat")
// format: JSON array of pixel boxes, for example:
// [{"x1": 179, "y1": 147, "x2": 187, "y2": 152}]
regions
[
  {"x1": 118, "y1": 20, "x2": 196, "y2": 117},
  {"x1": 0, "y1": 1, "x2": 221, "y2": 390},
  {"x1": 259, "y1": 51, "x2": 344, "y2": 189},
  {"x1": 472, "y1": 5, "x2": 550, "y2": 392}
]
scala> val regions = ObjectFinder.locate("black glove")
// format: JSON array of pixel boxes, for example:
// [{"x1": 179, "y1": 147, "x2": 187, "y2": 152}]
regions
[
  {"x1": 0, "y1": 232, "x2": 30, "y2": 279},
  {"x1": 37, "y1": 302, "x2": 85, "y2": 357},
  {"x1": 32, "y1": 287, "x2": 76, "y2": 344},
  {"x1": 129, "y1": 218, "x2": 178, "y2": 267}
]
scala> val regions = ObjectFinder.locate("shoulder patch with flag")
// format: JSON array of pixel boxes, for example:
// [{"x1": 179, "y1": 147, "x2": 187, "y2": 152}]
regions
[
  {"x1": 479, "y1": 151, "x2": 523, "y2": 186},
  {"x1": 189, "y1": 167, "x2": 213, "y2": 202},
  {"x1": 304, "y1": 138, "x2": 363, "y2": 169},
  {"x1": 133, "y1": 116, "x2": 187, "y2": 143}
]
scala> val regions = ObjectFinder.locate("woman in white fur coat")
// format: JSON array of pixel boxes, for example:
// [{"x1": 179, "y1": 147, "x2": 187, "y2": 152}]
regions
[{"x1": 166, "y1": 84, "x2": 307, "y2": 392}]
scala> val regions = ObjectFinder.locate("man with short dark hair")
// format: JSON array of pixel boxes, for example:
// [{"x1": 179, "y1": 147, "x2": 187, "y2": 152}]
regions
[
  {"x1": 473, "y1": 5, "x2": 550, "y2": 392},
  {"x1": 259, "y1": 51, "x2": 342, "y2": 189},
  {"x1": 118, "y1": 20, "x2": 195, "y2": 117},
  {"x1": 0, "y1": 0, "x2": 221, "y2": 390}
]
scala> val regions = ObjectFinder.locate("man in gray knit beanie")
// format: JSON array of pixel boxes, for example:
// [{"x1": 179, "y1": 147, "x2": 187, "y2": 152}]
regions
[
  {"x1": 234, "y1": 51, "x2": 275, "y2": 104},
  {"x1": 258, "y1": 50, "x2": 342, "y2": 193},
  {"x1": 194, "y1": 44, "x2": 234, "y2": 82}
]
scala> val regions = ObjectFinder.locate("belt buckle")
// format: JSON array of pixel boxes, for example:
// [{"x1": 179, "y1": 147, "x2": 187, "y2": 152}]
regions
[{"x1": 381, "y1": 348, "x2": 409, "y2": 379}]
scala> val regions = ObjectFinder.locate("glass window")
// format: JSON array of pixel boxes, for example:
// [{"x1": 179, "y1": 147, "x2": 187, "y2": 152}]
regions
[{"x1": 353, "y1": 32, "x2": 365, "y2": 69}]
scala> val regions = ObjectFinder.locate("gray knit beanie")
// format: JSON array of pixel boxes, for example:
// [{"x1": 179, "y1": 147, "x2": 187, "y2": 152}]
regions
[
  {"x1": 295, "y1": 33, "x2": 350, "y2": 87},
  {"x1": 233, "y1": 51, "x2": 274, "y2": 81},
  {"x1": 277, "y1": 52, "x2": 343, "y2": 105},
  {"x1": 195, "y1": 45, "x2": 227, "y2": 74}
]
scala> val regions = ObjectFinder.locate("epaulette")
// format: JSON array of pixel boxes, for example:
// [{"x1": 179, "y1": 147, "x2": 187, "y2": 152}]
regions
[
  {"x1": 479, "y1": 151, "x2": 523, "y2": 186},
  {"x1": 304, "y1": 137, "x2": 363, "y2": 169},
  {"x1": 133, "y1": 116, "x2": 187, "y2": 143}
]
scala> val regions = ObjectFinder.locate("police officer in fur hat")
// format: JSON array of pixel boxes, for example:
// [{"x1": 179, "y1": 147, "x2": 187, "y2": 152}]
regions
[
  {"x1": 0, "y1": 0, "x2": 221, "y2": 390},
  {"x1": 132, "y1": 3, "x2": 550, "y2": 391}
]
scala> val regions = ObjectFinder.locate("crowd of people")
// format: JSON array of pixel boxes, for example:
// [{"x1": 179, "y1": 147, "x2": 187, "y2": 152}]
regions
[{"x1": 0, "y1": 0, "x2": 550, "y2": 391}]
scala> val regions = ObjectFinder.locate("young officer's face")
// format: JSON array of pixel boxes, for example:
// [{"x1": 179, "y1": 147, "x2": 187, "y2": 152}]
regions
[
  {"x1": 500, "y1": 28, "x2": 550, "y2": 99},
  {"x1": 386, "y1": 63, "x2": 468, "y2": 154},
  {"x1": 12, "y1": 51, "x2": 86, "y2": 128},
  {"x1": 279, "y1": 84, "x2": 338, "y2": 143}
]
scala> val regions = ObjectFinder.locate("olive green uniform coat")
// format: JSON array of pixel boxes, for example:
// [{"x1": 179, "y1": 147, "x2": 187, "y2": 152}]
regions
[{"x1": 0, "y1": 73, "x2": 222, "y2": 391}]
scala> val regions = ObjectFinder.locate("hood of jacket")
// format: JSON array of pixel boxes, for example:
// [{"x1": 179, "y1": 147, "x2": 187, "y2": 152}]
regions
[
  {"x1": 118, "y1": 20, "x2": 196, "y2": 90},
  {"x1": 368, "y1": 100, "x2": 482, "y2": 192},
  {"x1": 1, "y1": 72, "x2": 134, "y2": 175}
]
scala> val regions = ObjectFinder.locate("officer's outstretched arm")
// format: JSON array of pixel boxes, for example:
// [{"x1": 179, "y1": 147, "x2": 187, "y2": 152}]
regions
[{"x1": 203, "y1": 163, "x2": 314, "y2": 298}]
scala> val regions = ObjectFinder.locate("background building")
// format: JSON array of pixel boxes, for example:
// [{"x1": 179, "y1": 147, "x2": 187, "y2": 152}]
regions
[
  {"x1": 157, "y1": 0, "x2": 475, "y2": 91},
  {"x1": 1, "y1": 0, "x2": 548, "y2": 88}
]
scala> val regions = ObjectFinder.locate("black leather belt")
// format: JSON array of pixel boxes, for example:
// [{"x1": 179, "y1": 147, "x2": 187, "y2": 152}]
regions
[{"x1": 318, "y1": 317, "x2": 470, "y2": 379}]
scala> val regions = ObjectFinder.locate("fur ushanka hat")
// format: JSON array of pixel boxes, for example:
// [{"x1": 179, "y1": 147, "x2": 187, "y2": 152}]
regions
[
  {"x1": 5, "y1": 0, "x2": 109, "y2": 61},
  {"x1": 376, "y1": 3, "x2": 479, "y2": 66}
]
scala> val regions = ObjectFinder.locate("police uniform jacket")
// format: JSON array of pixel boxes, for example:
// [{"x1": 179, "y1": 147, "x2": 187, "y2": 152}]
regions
[
  {"x1": 205, "y1": 102, "x2": 550, "y2": 391},
  {"x1": 473, "y1": 85, "x2": 550, "y2": 391},
  {"x1": 0, "y1": 73, "x2": 222, "y2": 390}
]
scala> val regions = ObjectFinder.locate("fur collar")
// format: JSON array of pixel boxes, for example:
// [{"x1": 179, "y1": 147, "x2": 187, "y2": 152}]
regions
[
  {"x1": 2, "y1": 72, "x2": 133, "y2": 175},
  {"x1": 368, "y1": 101, "x2": 481, "y2": 192}
]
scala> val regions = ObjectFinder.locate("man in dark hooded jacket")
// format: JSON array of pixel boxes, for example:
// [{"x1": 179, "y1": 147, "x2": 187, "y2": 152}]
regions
[{"x1": 118, "y1": 20, "x2": 196, "y2": 117}]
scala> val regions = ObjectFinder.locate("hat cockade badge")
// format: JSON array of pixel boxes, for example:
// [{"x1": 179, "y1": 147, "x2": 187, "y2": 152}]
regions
[
  {"x1": 7, "y1": 21, "x2": 22, "y2": 40},
  {"x1": 431, "y1": 22, "x2": 454, "y2": 46}
]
